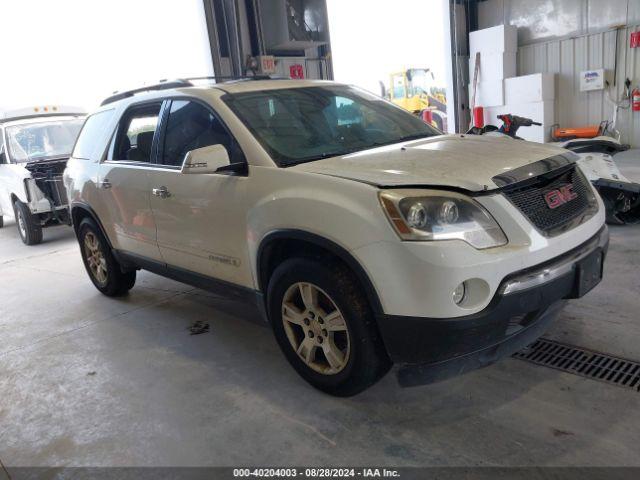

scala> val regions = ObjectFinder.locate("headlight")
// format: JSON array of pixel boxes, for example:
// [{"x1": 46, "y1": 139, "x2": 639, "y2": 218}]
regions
[{"x1": 379, "y1": 190, "x2": 508, "y2": 249}]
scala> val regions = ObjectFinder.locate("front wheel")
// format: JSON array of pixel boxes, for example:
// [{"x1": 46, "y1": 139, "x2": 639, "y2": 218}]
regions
[
  {"x1": 268, "y1": 257, "x2": 391, "y2": 396},
  {"x1": 14, "y1": 201, "x2": 42, "y2": 245},
  {"x1": 78, "y1": 218, "x2": 136, "y2": 296}
]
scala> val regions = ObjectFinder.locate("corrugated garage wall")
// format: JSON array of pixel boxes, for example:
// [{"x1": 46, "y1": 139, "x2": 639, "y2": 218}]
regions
[
  {"x1": 478, "y1": 0, "x2": 640, "y2": 146},
  {"x1": 518, "y1": 27, "x2": 640, "y2": 147}
]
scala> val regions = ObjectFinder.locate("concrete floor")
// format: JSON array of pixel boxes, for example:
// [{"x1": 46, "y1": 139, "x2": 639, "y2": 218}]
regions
[{"x1": 1, "y1": 154, "x2": 639, "y2": 468}]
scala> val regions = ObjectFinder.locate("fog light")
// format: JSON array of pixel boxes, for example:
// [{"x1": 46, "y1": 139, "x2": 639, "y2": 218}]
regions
[{"x1": 453, "y1": 282, "x2": 466, "y2": 305}]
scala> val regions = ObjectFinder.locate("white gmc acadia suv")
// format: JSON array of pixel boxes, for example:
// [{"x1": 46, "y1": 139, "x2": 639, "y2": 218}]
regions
[{"x1": 64, "y1": 79, "x2": 608, "y2": 396}]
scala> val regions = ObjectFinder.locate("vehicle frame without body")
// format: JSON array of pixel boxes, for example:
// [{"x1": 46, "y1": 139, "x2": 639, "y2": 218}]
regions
[
  {"x1": 553, "y1": 136, "x2": 640, "y2": 224},
  {"x1": 0, "y1": 107, "x2": 86, "y2": 244},
  {"x1": 64, "y1": 79, "x2": 607, "y2": 396}
]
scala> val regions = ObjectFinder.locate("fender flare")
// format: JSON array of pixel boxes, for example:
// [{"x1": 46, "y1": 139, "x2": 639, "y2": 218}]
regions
[
  {"x1": 256, "y1": 229, "x2": 384, "y2": 315},
  {"x1": 70, "y1": 202, "x2": 114, "y2": 250}
]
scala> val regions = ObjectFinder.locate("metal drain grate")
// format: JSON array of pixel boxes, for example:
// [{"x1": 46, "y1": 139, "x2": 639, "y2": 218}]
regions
[{"x1": 514, "y1": 338, "x2": 640, "y2": 391}]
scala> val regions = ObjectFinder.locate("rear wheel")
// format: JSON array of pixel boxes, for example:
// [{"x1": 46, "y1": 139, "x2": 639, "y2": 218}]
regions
[
  {"x1": 78, "y1": 218, "x2": 136, "y2": 296},
  {"x1": 0, "y1": 215, "x2": 3, "y2": 228},
  {"x1": 13, "y1": 201, "x2": 42, "y2": 245},
  {"x1": 268, "y1": 257, "x2": 391, "y2": 396}
]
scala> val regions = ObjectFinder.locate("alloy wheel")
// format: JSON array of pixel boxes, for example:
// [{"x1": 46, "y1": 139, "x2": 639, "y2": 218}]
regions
[
  {"x1": 84, "y1": 231, "x2": 108, "y2": 286},
  {"x1": 281, "y1": 282, "x2": 351, "y2": 375}
]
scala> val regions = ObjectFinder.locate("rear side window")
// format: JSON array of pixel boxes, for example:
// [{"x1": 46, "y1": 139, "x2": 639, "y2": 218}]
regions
[
  {"x1": 111, "y1": 103, "x2": 162, "y2": 162},
  {"x1": 73, "y1": 110, "x2": 114, "y2": 160}
]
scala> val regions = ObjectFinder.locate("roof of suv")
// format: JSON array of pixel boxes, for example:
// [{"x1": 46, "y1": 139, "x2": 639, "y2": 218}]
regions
[
  {"x1": 0, "y1": 106, "x2": 86, "y2": 124},
  {"x1": 0, "y1": 114, "x2": 86, "y2": 128},
  {"x1": 99, "y1": 78, "x2": 347, "y2": 107},
  {"x1": 211, "y1": 79, "x2": 341, "y2": 93}
]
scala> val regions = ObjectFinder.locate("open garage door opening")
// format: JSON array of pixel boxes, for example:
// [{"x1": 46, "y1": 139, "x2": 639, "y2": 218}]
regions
[{"x1": 327, "y1": 0, "x2": 450, "y2": 132}]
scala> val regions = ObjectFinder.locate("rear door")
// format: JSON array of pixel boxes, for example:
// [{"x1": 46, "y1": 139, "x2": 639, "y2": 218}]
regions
[
  {"x1": 97, "y1": 101, "x2": 164, "y2": 261},
  {"x1": 147, "y1": 98, "x2": 251, "y2": 287}
]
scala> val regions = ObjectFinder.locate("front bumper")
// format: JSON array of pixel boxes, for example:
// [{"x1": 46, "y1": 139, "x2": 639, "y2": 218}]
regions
[{"x1": 376, "y1": 226, "x2": 609, "y2": 387}]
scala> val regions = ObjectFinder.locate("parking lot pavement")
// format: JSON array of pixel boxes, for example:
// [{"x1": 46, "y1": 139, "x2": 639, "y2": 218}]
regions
[{"x1": 1, "y1": 219, "x2": 639, "y2": 468}]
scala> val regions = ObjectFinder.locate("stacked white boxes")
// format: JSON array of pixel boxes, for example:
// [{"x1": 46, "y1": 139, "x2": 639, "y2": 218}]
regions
[
  {"x1": 468, "y1": 25, "x2": 518, "y2": 108},
  {"x1": 468, "y1": 25, "x2": 557, "y2": 143},
  {"x1": 485, "y1": 73, "x2": 556, "y2": 143}
]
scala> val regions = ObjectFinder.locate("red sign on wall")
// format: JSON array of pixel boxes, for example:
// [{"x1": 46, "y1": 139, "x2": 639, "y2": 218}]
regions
[
  {"x1": 289, "y1": 64, "x2": 305, "y2": 79},
  {"x1": 631, "y1": 31, "x2": 640, "y2": 49}
]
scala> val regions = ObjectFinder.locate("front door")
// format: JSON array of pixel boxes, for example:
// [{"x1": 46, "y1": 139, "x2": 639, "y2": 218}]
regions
[
  {"x1": 148, "y1": 99, "x2": 251, "y2": 287},
  {"x1": 96, "y1": 101, "x2": 164, "y2": 261}
]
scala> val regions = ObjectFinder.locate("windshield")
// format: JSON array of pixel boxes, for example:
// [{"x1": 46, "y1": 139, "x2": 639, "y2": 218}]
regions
[
  {"x1": 6, "y1": 118, "x2": 84, "y2": 163},
  {"x1": 223, "y1": 85, "x2": 440, "y2": 166}
]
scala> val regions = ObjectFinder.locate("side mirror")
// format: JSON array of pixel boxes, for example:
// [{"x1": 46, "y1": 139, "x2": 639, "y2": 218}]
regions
[{"x1": 181, "y1": 144, "x2": 230, "y2": 174}]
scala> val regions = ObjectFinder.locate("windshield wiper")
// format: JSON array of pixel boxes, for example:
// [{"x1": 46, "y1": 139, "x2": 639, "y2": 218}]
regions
[{"x1": 397, "y1": 133, "x2": 432, "y2": 143}]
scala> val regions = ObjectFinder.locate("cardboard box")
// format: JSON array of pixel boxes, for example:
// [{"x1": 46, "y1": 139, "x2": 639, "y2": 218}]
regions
[
  {"x1": 483, "y1": 101, "x2": 555, "y2": 143},
  {"x1": 470, "y1": 25, "x2": 518, "y2": 55},
  {"x1": 469, "y1": 81, "x2": 505, "y2": 107},
  {"x1": 505, "y1": 73, "x2": 555, "y2": 104},
  {"x1": 469, "y1": 52, "x2": 517, "y2": 82}
]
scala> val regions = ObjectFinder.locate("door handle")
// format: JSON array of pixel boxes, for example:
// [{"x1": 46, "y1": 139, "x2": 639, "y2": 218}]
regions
[
  {"x1": 152, "y1": 186, "x2": 171, "y2": 199},
  {"x1": 100, "y1": 179, "x2": 112, "y2": 189}
]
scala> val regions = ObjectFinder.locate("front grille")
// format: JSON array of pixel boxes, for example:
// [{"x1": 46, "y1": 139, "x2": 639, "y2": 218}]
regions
[{"x1": 503, "y1": 166, "x2": 595, "y2": 235}]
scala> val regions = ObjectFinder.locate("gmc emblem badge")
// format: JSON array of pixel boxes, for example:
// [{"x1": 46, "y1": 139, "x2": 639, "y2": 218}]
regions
[{"x1": 544, "y1": 184, "x2": 578, "y2": 209}]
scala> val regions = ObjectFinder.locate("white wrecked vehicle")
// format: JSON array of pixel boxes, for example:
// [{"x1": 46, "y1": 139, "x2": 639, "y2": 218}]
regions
[
  {"x1": 0, "y1": 106, "x2": 85, "y2": 244},
  {"x1": 552, "y1": 136, "x2": 639, "y2": 224},
  {"x1": 469, "y1": 115, "x2": 640, "y2": 224}
]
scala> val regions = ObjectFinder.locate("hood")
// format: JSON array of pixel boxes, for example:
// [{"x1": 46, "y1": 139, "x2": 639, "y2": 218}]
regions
[{"x1": 291, "y1": 134, "x2": 574, "y2": 192}]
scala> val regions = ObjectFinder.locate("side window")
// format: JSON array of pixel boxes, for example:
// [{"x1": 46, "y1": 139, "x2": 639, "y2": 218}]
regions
[
  {"x1": 112, "y1": 103, "x2": 162, "y2": 162},
  {"x1": 161, "y1": 100, "x2": 241, "y2": 167},
  {"x1": 72, "y1": 110, "x2": 114, "y2": 160}
]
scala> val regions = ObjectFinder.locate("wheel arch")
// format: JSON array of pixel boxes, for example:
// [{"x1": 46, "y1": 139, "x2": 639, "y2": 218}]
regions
[
  {"x1": 70, "y1": 202, "x2": 114, "y2": 249},
  {"x1": 256, "y1": 230, "x2": 383, "y2": 315}
]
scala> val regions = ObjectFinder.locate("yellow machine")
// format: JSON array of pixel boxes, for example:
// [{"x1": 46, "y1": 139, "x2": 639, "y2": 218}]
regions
[{"x1": 384, "y1": 68, "x2": 447, "y2": 130}]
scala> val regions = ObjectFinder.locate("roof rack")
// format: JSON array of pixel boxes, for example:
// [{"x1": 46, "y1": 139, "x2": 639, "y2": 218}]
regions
[
  {"x1": 100, "y1": 80, "x2": 191, "y2": 106},
  {"x1": 183, "y1": 75, "x2": 273, "y2": 82},
  {"x1": 100, "y1": 75, "x2": 276, "y2": 106}
]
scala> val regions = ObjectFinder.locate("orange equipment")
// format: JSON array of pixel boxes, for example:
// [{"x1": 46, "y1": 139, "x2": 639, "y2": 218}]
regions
[{"x1": 551, "y1": 122, "x2": 606, "y2": 141}]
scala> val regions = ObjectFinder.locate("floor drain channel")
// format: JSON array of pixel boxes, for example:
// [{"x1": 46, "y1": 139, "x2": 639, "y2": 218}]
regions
[{"x1": 514, "y1": 338, "x2": 640, "y2": 391}]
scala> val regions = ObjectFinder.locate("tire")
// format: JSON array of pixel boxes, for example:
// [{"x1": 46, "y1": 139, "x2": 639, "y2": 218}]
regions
[
  {"x1": 13, "y1": 201, "x2": 43, "y2": 245},
  {"x1": 0, "y1": 216, "x2": 3, "y2": 228},
  {"x1": 78, "y1": 218, "x2": 136, "y2": 296},
  {"x1": 267, "y1": 257, "x2": 391, "y2": 396}
]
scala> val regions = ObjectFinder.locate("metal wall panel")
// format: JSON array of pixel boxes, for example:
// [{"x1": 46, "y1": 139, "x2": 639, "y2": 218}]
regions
[
  {"x1": 508, "y1": 0, "x2": 586, "y2": 44},
  {"x1": 519, "y1": 26, "x2": 640, "y2": 146},
  {"x1": 479, "y1": 0, "x2": 640, "y2": 44}
]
